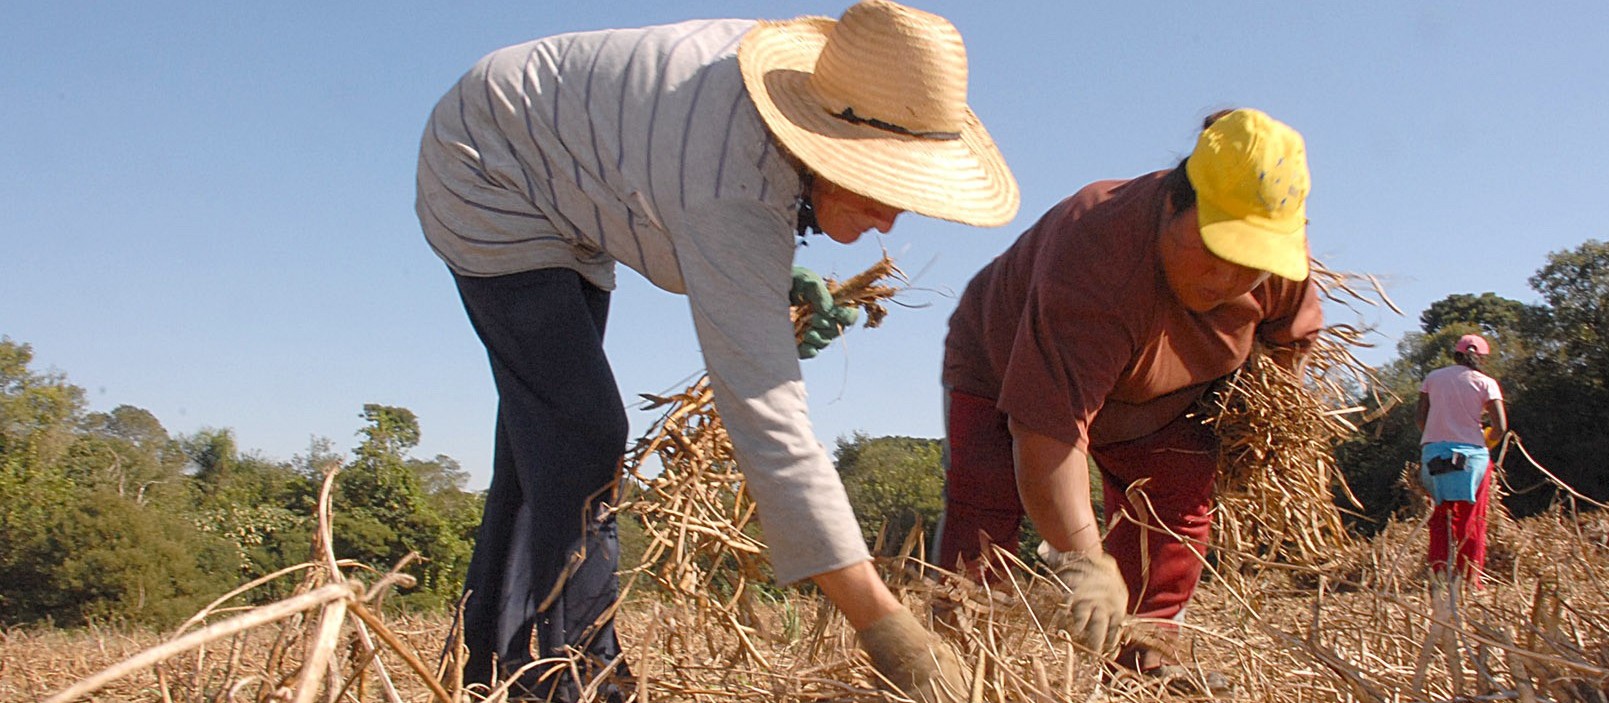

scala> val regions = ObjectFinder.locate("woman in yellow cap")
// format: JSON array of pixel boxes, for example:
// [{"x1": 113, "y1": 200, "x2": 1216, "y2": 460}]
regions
[
  {"x1": 935, "y1": 108, "x2": 1322, "y2": 693},
  {"x1": 415, "y1": 1, "x2": 1015, "y2": 700}
]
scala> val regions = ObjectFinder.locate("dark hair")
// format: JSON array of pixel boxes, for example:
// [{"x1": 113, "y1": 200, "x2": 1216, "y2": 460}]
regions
[
  {"x1": 1162, "y1": 161, "x2": 1195, "y2": 213},
  {"x1": 1162, "y1": 109, "x2": 1238, "y2": 213},
  {"x1": 1453, "y1": 350, "x2": 1483, "y2": 370}
]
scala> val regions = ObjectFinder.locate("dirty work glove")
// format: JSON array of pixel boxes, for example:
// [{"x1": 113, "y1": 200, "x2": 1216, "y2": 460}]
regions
[
  {"x1": 791, "y1": 266, "x2": 860, "y2": 359},
  {"x1": 1038, "y1": 542, "x2": 1129, "y2": 655},
  {"x1": 859, "y1": 609, "x2": 968, "y2": 703}
]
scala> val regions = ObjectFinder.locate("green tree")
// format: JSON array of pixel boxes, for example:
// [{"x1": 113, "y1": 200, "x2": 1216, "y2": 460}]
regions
[
  {"x1": 1419, "y1": 292, "x2": 1540, "y2": 345},
  {"x1": 335, "y1": 404, "x2": 473, "y2": 608},
  {"x1": 355, "y1": 404, "x2": 422, "y2": 464},
  {"x1": 71, "y1": 405, "x2": 191, "y2": 507},
  {"x1": 185, "y1": 427, "x2": 241, "y2": 488},
  {"x1": 37, "y1": 491, "x2": 239, "y2": 627},
  {"x1": 0, "y1": 339, "x2": 85, "y2": 620},
  {"x1": 1503, "y1": 240, "x2": 1609, "y2": 509},
  {"x1": 1527, "y1": 239, "x2": 1609, "y2": 382},
  {"x1": 834, "y1": 433, "x2": 946, "y2": 554},
  {"x1": 0, "y1": 337, "x2": 86, "y2": 470},
  {"x1": 181, "y1": 428, "x2": 315, "y2": 584}
]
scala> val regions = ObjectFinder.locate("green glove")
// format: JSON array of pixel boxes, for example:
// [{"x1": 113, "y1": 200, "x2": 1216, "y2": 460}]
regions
[{"x1": 790, "y1": 266, "x2": 860, "y2": 359}]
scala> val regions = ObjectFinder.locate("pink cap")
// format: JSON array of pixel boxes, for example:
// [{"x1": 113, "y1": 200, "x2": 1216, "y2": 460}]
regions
[{"x1": 1454, "y1": 334, "x2": 1490, "y2": 356}]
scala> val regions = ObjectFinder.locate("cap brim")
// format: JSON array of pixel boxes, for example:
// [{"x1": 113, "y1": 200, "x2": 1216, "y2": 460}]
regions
[
  {"x1": 739, "y1": 18, "x2": 1019, "y2": 227},
  {"x1": 1197, "y1": 198, "x2": 1310, "y2": 281}
]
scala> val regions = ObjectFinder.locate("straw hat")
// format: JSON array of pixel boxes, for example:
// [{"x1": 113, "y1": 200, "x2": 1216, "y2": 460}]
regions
[{"x1": 738, "y1": 0, "x2": 1019, "y2": 228}]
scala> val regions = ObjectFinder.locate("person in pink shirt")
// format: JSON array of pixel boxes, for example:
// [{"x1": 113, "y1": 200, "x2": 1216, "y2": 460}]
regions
[{"x1": 1416, "y1": 333, "x2": 1508, "y2": 587}]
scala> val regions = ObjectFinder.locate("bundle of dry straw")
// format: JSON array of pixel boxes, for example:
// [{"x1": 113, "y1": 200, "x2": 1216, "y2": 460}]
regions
[
  {"x1": 612, "y1": 257, "x2": 905, "y2": 650},
  {"x1": 1196, "y1": 262, "x2": 1399, "y2": 575}
]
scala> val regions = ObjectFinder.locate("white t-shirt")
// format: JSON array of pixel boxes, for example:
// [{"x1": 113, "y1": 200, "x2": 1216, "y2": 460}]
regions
[{"x1": 1420, "y1": 364, "x2": 1503, "y2": 446}]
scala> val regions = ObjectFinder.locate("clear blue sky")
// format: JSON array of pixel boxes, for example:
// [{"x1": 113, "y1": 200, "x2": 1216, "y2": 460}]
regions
[{"x1": 5, "y1": 2, "x2": 1607, "y2": 489}]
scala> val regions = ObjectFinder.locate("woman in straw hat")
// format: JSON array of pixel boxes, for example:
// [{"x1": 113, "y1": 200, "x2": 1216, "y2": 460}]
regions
[
  {"x1": 415, "y1": 1, "x2": 1015, "y2": 700},
  {"x1": 1417, "y1": 333, "x2": 1507, "y2": 590},
  {"x1": 935, "y1": 108, "x2": 1322, "y2": 693}
]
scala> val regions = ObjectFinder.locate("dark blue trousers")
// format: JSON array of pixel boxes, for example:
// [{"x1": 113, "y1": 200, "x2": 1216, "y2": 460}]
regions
[{"x1": 453, "y1": 268, "x2": 629, "y2": 700}]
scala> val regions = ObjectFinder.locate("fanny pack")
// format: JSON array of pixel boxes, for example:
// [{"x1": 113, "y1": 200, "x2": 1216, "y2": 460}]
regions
[{"x1": 1425, "y1": 452, "x2": 1466, "y2": 476}]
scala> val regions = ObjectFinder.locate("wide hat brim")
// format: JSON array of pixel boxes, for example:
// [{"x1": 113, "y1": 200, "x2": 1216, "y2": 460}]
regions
[
  {"x1": 739, "y1": 17, "x2": 1019, "y2": 228},
  {"x1": 1197, "y1": 203, "x2": 1311, "y2": 282}
]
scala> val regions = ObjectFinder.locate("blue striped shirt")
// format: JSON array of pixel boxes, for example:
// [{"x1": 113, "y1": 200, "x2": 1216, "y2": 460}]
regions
[{"x1": 415, "y1": 18, "x2": 870, "y2": 584}]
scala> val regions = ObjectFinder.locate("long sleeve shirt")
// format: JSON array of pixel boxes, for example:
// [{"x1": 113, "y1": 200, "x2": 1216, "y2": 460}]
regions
[{"x1": 416, "y1": 18, "x2": 869, "y2": 584}]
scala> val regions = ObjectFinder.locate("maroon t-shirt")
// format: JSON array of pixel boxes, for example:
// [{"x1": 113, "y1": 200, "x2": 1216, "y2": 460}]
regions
[{"x1": 943, "y1": 171, "x2": 1323, "y2": 450}]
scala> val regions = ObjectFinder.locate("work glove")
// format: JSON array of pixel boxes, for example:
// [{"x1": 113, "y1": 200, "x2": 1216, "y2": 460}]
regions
[
  {"x1": 1038, "y1": 542, "x2": 1129, "y2": 655},
  {"x1": 859, "y1": 609, "x2": 968, "y2": 703},
  {"x1": 790, "y1": 266, "x2": 860, "y2": 359}
]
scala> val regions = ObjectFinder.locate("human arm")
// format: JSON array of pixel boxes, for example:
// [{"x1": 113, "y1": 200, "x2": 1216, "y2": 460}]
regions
[
  {"x1": 814, "y1": 550, "x2": 966, "y2": 703},
  {"x1": 675, "y1": 200, "x2": 871, "y2": 584},
  {"x1": 1008, "y1": 419, "x2": 1127, "y2": 653},
  {"x1": 1257, "y1": 277, "x2": 1323, "y2": 372},
  {"x1": 675, "y1": 201, "x2": 964, "y2": 697},
  {"x1": 1009, "y1": 420, "x2": 1102, "y2": 556},
  {"x1": 1416, "y1": 392, "x2": 1431, "y2": 433},
  {"x1": 1485, "y1": 398, "x2": 1507, "y2": 439},
  {"x1": 983, "y1": 270, "x2": 1132, "y2": 651},
  {"x1": 1483, "y1": 374, "x2": 1507, "y2": 440}
]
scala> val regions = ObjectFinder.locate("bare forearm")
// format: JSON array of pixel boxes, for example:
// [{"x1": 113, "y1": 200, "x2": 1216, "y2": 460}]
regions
[
  {"x1": 1487, "y1": 400, "x2": 1508, "y2": 438},
  {"x1": 811, "y1": 560, "x2": 902, "y2": 631},
  {"x1": 1009, "y1": 419, "x2": 1102, "y2": 557}
]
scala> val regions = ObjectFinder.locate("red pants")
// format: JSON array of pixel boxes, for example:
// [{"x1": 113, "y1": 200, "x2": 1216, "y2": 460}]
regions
[
  {"x1": 1428, "y1": 467, "x2": 1492, "y2": 588},
  {"x1": 937, "y1": 390, "x2": 1216, "y2": 623}
]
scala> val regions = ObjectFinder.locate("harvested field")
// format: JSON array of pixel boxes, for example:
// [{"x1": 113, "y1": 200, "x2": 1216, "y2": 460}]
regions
[
  {"x1": 5, "y1": 505, "x2": 1608, "y2": 702},
  {"x1": 8, "y1": 258, "x2": 1608, "y2": 702}
]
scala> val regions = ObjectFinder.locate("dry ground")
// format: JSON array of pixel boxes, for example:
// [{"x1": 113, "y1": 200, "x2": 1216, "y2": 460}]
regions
[{"x1": 5, "y1": 505, "x2": 1607, "y2": 703}]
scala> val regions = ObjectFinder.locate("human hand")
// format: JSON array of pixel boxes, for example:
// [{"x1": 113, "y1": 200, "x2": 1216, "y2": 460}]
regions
[
  {"x1": 859, "y1": 609, "x2": 968, "y2": 703},
  {"x1": 1038, "y1": 543, "x2": 1128, "y2": 654},
  {"x1": 791, "y1": 266, "x2": 860, "y2": 359}
]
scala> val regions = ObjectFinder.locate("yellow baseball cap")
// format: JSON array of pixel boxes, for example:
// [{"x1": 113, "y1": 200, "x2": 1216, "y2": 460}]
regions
[{"x1": 1185, "y1": 109, "x2": 1311, "y2": 281}]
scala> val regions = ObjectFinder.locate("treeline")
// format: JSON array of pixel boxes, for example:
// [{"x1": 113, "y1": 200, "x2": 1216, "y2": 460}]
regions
[
  {"x1": 0, "y1": 343, "x2": 483, "y2": 627},
  {"x1": 0, "y1": 333, "x2": 957, "y2": 630},
  {"x1": 3, "y1": 239, "x2": 1603, "y2": 629}
]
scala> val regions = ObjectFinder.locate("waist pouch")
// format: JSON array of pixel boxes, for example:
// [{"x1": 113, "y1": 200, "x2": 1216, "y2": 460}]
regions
[{"x1": 1419, "y1": 442, "x2": 1489, "y2": 504}]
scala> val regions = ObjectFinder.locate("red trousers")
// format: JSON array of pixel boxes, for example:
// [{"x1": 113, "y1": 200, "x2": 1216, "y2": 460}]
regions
[
  {"x1": 1428, "y1": 467, "x2": 1492, "y2": 588},
  {"x1": 937, "y1": 390, "x2": 1216, "y2": 623}
]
